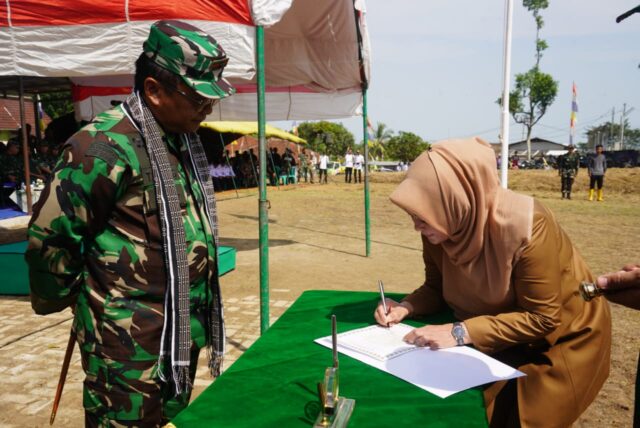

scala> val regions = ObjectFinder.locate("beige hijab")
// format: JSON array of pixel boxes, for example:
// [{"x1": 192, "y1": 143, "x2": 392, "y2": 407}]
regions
[{"x1": 390, "y1": 137, "x2": 534, "y2": 319}]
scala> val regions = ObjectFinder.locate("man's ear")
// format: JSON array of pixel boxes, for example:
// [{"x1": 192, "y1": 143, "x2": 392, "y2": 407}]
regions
[{"x1": 143, "y1": 77, "x2": 164, "y2": 107}]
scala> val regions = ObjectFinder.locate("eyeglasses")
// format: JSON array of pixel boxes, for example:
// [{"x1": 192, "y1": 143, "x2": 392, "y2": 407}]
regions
[{"x1": 164, "y1": 82, "x2": 218, "y2": 109}]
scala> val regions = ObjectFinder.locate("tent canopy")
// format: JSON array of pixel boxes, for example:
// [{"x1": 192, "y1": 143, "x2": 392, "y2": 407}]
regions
[
  {"x1": 0, "y1": 0, "x2": 370, "y2": 121},
  {"x1": 200, "y1": 121, "x2": 305, "y2": 144}
]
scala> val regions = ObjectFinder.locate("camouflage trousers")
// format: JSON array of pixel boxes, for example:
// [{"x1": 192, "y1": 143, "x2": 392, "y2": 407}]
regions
[
  {"x1": 560, "y1": 172, "x2": 576, "y2": 197},
  {"x1": 82, "y1": 345, "x2": 201, "y2": 427}
]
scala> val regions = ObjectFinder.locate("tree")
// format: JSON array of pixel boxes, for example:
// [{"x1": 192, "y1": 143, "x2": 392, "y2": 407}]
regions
[
  {"x1": 500, "y1": 0, "x2": 558, "y2": 160},
  {"x1": 40, "y1": 92, "x2": 74, "y2": 120},
  {"x1": 297, "y1": 121, "x2": 355, "y2": 158},
  {"x1": 585, "y1": 121, "x2": 640, "y2": 150},
  {"x1": 385, "y1": 131, "x2": 429, "y2": 163},
  {"x1": 368, "y1": 122, "x2": 393, "y2": 160}
]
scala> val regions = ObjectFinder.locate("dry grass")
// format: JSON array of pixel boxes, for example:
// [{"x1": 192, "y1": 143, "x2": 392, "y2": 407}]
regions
[{"x1": 1, "y1": 168, "x2": 637, "y2": 426}]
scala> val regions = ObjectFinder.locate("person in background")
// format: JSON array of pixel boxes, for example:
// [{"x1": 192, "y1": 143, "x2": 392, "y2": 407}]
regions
[
  {"x1": 0, "y1": 140, "x2": 24, "y2": 186},
  {"x1": 510, "y1": 151, "x2": 519, "y2": 169},
  {"x1": 299, "y1": 148, "x2": 309, "y2": 183},
  {"x1": 308, "y1": 151, "x2": 317, "y2": 184},
  {"x1": 344, "y1": 147, "x2": 354, "y2": 183},
  {"x1": 376, "y1": 138, "x2": 611, "y2": 427},
  {"x1": 282, "y1": 148, "x2": 294, "y2": 182},
  {"x1": 558, "y1": 144, "x2": 580, "y2": 200},
  {"x1": 26, "y1": 20, "x2": 235, "y2": 426},
  {"x1": 588, "y1": 144, "x2": 607, "y2": 202},
  {"x1": 318, "y1": 152, "x2": 329, "y2": 184},
  {"x1": 353, "y1": 150, "x2": 364, "y2": 183},
  {"x1": 32, "y1": 141, "x2": 54, "y2": 180}
]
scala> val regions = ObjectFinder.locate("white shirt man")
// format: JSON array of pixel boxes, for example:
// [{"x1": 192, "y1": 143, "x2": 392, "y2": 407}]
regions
[
  {"x1": 319, "y1": 154, "x2": 329, "y2": 184},
  {"x1": 319, "y1": 154, "x2": 329, "y2": 169},
  {"x1": 345, "y1": 151, "x2": 354, "y2": 168}
]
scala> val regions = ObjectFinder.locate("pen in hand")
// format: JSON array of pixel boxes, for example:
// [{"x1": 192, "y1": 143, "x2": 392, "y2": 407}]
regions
[{"x1": 378, "y1": 280, "x2": 389, "y2": 327}]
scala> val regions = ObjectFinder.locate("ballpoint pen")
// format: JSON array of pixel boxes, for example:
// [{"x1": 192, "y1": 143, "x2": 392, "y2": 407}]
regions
[{"x1": 378, "y1": 280, "x2": 389, "y2": 326}]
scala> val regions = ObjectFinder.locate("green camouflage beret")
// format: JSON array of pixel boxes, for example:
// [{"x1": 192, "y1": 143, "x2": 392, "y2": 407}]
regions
[{"x1": 143, "y1": 20, "x2": 236, "y2": 99}]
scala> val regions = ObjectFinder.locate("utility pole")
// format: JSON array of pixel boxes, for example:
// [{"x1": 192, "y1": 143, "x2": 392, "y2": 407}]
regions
[
  {"x1": 619, "y1": 104, "x2": 636, "y2": 151},
  {"x1": 620, "y1": 103, "x2": 626, "y2": 150},
  {"x1": 609, "y1": 107, "x2": 615, "y2": 150}
]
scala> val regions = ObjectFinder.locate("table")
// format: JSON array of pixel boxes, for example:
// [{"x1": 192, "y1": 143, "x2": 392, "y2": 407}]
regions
[
  {"x1": 0, "y1": 242, "x2": 237, "y2": 295},
  {"x1": 170, "y1": 290, "x2": 489, "y2": 427}
]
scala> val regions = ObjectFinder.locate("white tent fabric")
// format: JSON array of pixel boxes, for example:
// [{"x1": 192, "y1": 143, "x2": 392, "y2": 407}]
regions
[{"x1": 0, "y1": 0, "x2": 370, "y2": 121}]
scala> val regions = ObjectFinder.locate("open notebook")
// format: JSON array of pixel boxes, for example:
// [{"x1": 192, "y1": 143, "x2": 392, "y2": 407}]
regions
[
  {"x1": 326, "y1": 323, "x2": 418, "y2": 361},
  {"x1": 315, "y1": 323, "x2": 525, "y2": 398}
]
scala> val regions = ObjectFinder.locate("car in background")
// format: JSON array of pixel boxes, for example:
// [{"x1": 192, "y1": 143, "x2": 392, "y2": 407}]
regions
[{"x1": 327, "y1": 160, "x2": 343, "y2": 175}]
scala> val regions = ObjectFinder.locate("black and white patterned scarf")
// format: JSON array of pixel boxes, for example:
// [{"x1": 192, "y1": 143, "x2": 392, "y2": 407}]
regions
[{"x1": 123, "y1": 92, "x2": 225, "y2": 395}]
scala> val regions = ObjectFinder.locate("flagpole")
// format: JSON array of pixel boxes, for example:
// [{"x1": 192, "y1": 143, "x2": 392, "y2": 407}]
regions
[
  {"x1": 499, "y1": 0, "x2": 514, "y2": 189},
  {"x1": 570, "y1": 82, "x2": 577, "y2": 146}
]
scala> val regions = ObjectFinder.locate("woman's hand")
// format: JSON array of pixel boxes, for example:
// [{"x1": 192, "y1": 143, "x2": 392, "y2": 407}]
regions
[
  {"x1": 374, "y1": 299, "x2": 412, "y2": 327},
  {"x1": 403, "y1": 323, "x2": 470, "y2": 350}
]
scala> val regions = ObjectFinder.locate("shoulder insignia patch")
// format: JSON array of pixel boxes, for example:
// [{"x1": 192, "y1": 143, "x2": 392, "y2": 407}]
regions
[{"x1": 86, "y1": 141, "x2": 119, "y2": 168}]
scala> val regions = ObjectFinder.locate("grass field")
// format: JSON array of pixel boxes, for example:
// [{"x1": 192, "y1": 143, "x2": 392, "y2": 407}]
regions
[{"x1": 0, "y1": 167, "x2": 637, "y2": 426}]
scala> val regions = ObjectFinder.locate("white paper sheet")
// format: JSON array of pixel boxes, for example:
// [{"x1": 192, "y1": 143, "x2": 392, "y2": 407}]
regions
[{"x1": 315, "y1": 323, "x2": 525, "y2": 398}]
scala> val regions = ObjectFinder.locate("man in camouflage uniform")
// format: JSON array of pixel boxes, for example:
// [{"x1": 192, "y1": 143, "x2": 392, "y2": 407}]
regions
[
  {"x1": 0, "y1": 140, "x2": 24, "y2": 185},
  {"x1": 298, "y1": 148, "x2": 308, "y2": 183},
  {"x1": 31, "y1": 141, "x2": 56, "y2": 180},
  {"x1": 26, "y1": 21, "x2": 235, "y2": 427},
  {"x1": 558, "y1": 144, "x2": 580, "y2": 199}
]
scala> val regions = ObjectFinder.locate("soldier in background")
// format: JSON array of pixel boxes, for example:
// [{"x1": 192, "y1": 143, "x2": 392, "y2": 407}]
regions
[
  {"x1": 558, "y1": 144, "x2": 580, "y2": 199},
  {"x1": 26, "y1": 20, "x2": 235, "y2": 426},
  {"x1": 298, "y1": 148, "x2": 309, "y2": 183},
  {"x1": 0, "y1": 140, "x2": 24, "y2": 186}
]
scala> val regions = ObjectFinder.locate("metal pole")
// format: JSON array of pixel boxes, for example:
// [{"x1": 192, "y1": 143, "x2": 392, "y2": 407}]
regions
[
  {"x1": 18, "y1": 77, "x2": 33, "y2": 212},
  {"x1": 609, "y1": 107, "x2": 615, "y2": 151},
  {"x1": 362, "y1": 91, "x2": 371, "y2": 257},
  {"x1": 256, "y1": 26, "x2": 270, "y2": 334},
  {"x1": 619, "y1": 103, "x2": 626, "y2": 150},
  {"x1": 499, "y1": 0, "x2": 514, "y2": 189}
]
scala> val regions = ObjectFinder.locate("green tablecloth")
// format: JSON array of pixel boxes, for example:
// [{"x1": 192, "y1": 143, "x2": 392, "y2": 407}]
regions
[
  {"x1": 171, "y1": 290, "x2": 489, "y2": 427},
  {"x1": 0, "y1": 242, "x2": 237, "y2": 295}
]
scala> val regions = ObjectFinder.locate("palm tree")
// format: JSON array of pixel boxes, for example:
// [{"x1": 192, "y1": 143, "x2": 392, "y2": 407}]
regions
[
  {"x1": 368, "y1": 122, "x2": 393, "y2": 160},
  {"x1": 367, "y1": 139, "x2": 386, "y2": 161}
]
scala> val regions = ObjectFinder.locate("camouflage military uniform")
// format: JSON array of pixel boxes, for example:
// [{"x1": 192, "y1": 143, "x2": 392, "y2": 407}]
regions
[
  {"x1": 27, "y1": 105, "x2": 217, "y2": 426},
  {"x1": 558, "y1": 149, "x2": 580, "y2": 199},
  {"x1": 298, "y1": 152, "x2": 308, "y2": 182},
  {"x1": 0, "y1": 152, "x2": 24, "y2": 184}
]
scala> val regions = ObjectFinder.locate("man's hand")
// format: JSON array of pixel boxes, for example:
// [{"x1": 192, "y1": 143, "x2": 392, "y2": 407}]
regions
[
  {"x1": 597, "y1": 264, "x2": 640, "y2": 291},
  {"x1": 374, "y1": 299, "x2": 411, "y2": 327},
  {"x1": 596, "y1": 264, "x2": 640, "y2": 310},
  {"x1": 403, "y1": 323, "x2": 469, "y2": 350}
]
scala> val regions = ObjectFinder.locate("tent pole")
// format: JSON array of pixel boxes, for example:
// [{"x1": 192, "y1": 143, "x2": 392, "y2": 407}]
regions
[
  {"x1": 256, "y1": 25, "x2": 270, "y2": 334},
  {"x1": 499, "y1": 0, "x2": 514, "y2": 189},
  {"x1": 18, "y1": 77, "x2": 33, "y2": 213},
  {"x1": 362, "y1": 90, "x2": 371, "y2": 257}
]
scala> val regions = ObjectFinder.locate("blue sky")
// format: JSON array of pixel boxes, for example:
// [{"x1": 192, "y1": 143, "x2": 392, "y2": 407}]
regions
[{"x1": 281, "y1": 1, "x2": 640, "y2": 145}]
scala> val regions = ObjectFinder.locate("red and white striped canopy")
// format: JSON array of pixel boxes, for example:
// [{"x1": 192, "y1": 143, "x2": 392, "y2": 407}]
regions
[{"x1": 0, "y1": 0, "x2": 370, "y2": 121}]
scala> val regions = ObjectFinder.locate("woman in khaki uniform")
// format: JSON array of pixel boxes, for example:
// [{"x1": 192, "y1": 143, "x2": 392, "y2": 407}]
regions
[{"x1": 375, "y1": 138, "x2": 611, "y2": 427}]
